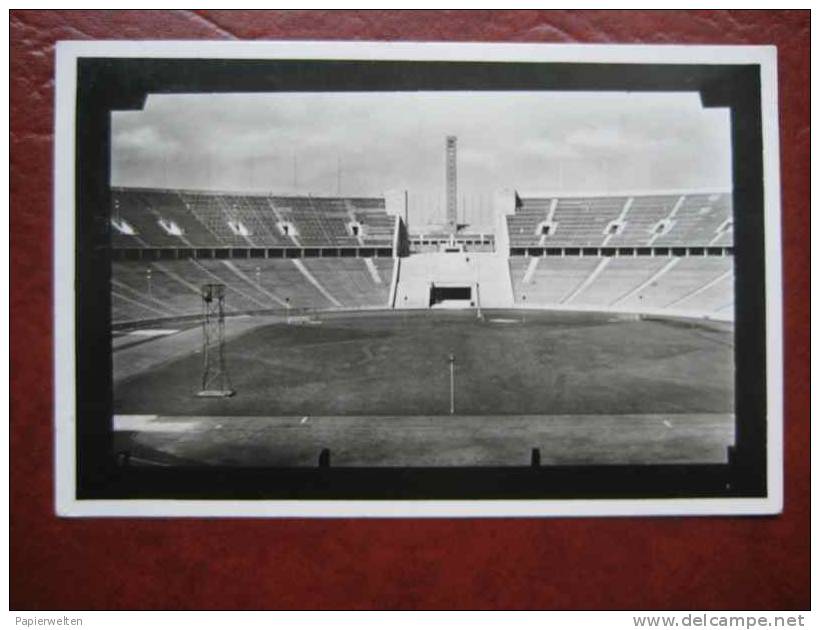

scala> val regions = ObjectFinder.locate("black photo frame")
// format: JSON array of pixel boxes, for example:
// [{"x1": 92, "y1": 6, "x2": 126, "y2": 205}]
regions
[{"x1": 70, "y1": 55, "x2": 768, "y2": 504}]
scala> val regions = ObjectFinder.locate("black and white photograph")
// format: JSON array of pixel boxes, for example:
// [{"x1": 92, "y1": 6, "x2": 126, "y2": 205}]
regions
[{"x1": 53, "y1": 41, "x2": 783, "y2": 516}]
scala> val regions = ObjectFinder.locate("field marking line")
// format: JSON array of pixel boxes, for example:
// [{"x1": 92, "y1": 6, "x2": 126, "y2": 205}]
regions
[
  {"x1": 113, "y1": 415, "x2": 201, "y2": 433},
  {"x1": 126, "y1": 329, "x2": 179, "y2": 336}
]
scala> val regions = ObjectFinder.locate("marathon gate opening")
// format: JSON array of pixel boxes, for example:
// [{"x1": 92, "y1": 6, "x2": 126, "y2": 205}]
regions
[{"x1": 429, "y1": 284, "x2": 473, "y2": 307}]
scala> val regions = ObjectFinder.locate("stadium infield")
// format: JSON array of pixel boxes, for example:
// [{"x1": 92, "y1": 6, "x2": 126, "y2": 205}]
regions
[{"x1": 112, "y1": 309, "x2": 735, "y2": 466}]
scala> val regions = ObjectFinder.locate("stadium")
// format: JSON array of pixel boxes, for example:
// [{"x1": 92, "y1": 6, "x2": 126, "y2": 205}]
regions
[{"x1": 110, "y1": 144, "x2": 735, "y2": 469}]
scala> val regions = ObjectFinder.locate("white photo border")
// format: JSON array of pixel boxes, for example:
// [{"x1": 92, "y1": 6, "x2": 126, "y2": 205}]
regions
[{"x1": 53, "y1": 40, "x2": 783, "y2": 517}]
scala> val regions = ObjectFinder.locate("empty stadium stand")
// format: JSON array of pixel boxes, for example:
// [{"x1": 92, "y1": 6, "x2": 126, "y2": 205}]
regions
[
  {"x1": 111, "y1": 258, "x2": 396, "y2": 324},
  {"x1": 110, "y1": 187, "x2": 397, "y2": 250},
  {"x1": 508, "y1": 192, "x2": 733, "y2": 249},
  {"x1": 109, "y1": 185, "x2": 734, "y2": 325},
  {"x1": 509, "y1": 253, "x2": 733, "y2": 319}
]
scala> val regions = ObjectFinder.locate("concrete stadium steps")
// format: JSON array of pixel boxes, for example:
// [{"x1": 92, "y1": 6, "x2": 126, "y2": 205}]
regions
[
  {"x1": 666, "y1": 270, "x2": 734, "y2": 312},
  {"x1": 356, "y1": 212, "x2": 395, "y2": 245},
  {"x1": 508, "y1": 255, "x2": 733, "y2": 318},
  {"x1": 210, "y1": 195, "x2": 286, "y2": 246},
  {"x1": 111, "y1": 263, "x2": 198, "y2": 316},
  {"x1": 511, "y1": 257, "x2": 601, "y2": 305},
  {"x1": 569, "y1": 257, "x2": 670, "y2": 306},
  {"x1": 372, "y1": 258, "x2": 395, "y2": 285},
  {"x1": 616, "y1": 257, "x2": 733, "y2": 310},
  {"x1": 395, "y1": 252, "x2": 514, "y2": 309},
  {"x1": 548, "y1": 197, "x2": 627, "y2": 247},
  {"x1": 654, "y1": 194, "x2": 732, "y2": 247},
  {"x1": 111, "y1": 291, "x2": 171, "y2": 322},
  {"x1": 187, "y1": 260, "x2": 273, "y2": 311},
  {"x1": 111, "y1": 258, "x2": 400, "y2": 324},
  {"x1": 301, "y1": 259, "x2": 390, "y2": 308},
  {"x1": 179, "y1": 193, "x2": 253, "y2": 247},
  {"x1": 605, "y1": 195, "x2": 680, "y2": 247},
  {"x1": 137, "y1": 190, "x2": 218, "y2": 247},
  {"x1": 224, "y1": 259, "x2": 331, "y2": 310},
  {"x1": 271, "y1": 196, "x2": 393, "y2": 248},
  {"x1": 508, "y1": 193, "x2": 733, "y2": 248},
  {"x1": 112, "y1": 189, "x2": 189, "y2": 247},
  {"x1": 110, "y1": 188, "x2": 395, "y2": 250},
  {"x1": 711, "y1": 230, "x2": 734, "y2": 247}
]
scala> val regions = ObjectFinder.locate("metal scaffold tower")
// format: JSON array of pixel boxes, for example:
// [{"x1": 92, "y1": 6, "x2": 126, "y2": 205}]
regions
[{"x1": 197, "y1": 283, "x2": 235, "y2": 398}]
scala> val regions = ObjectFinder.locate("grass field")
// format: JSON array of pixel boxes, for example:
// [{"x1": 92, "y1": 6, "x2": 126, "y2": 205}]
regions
[
  {"x1": 112, "y1": 309, "x2": 735, "y2": 466},
  {"x1": 114, "y1": 309, "x2": 735, "y2": 418}
]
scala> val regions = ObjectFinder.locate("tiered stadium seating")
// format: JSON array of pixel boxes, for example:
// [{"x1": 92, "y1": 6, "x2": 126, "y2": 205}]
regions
[
  {"x1": 273, "y1": 196, "x2": 396, "y2": 248},
  {"x1": 653, "y1": 194, "x2": 732, "y2": 247},
  {"x1": 110, "y1": 188, "x2": 395, "y2": 249},
  {"x1": 206, "y1": 194, "x2": 291, "y2": 246},
  {"x1": 226, "y1": 259, "x2": 334, "y2": 309},
  {"x1": 177, "y1": 192, "x2": 256, "y2": 247},
  {"x1": 112, "y1": 189, "x2": 192, "y2": 247},
  {"x1": 355, "y1": 210, "x2": 396, "y2": 247},
  {"x1": 507, "y1": 198, "x2": 552, "y2": 247},
  {"x1": 710, "y1": 229, "x2": 733, "y2": 247},
  {"x1": 508, "y1": 192, "x2": 733, "y2": 248},
  {"x1": 111, "y1": 291, "x2": 169, "y2": 322},
  {"x1": 509, "y1": 257, "x2": 601, "y2": 304},
  {"x1": 548, "y1": 197, "x2": 627, "y2": 247},
  {"x1": 568, "y1": 257, "x2": 671, "y2": 306},
  {"x1": 302, "y1": 259, "x2": 391, "y2": 308},
  {"x1": 111, "y1": 258, "x2": 395, "y2": 324},
  {"x1": 509, "y1": 253, "x2": 733, "y2": 317},
  {"x1": 672, "y1": 269, "x2": 733, "y2": 313},
  {"x1": 605, "y1": 196, "x2": 680, "y2": 247},
  {"x1": 615, "y1": 257, "x2": 732, "y2": 310}
]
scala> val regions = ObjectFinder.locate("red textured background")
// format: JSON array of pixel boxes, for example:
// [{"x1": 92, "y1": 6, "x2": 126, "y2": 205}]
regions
[{"x1": 10, "y1": 10, "x2": 810, "y2": 610}]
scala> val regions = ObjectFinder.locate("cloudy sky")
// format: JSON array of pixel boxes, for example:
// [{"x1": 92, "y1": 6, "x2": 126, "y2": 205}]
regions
[{"x1": 112, "y1": 91, "x2": 731, "y2": 230}]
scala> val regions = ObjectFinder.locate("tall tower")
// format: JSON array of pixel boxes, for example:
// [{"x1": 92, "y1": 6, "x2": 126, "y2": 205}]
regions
[
  {"x1": 197, "y1": 283, "x2": 235, "y2": 398},
  {"x1": 445, "y1": 135, "x2": 458, "y2": 233}
]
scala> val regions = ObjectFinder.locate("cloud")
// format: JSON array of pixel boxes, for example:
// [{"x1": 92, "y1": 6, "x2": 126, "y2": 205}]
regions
[{"x1": 111, "y1": 91, "x2": 731, "y2": 229}]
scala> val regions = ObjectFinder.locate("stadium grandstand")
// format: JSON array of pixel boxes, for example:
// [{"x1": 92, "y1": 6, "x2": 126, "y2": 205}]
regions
[{"x1": 110, "y1": 184, "x2": 733, "y2": 325}]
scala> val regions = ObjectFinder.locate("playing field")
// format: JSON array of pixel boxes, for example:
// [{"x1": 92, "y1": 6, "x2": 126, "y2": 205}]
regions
[
  {"x1": 112, "y1": 310, "x2": 735, "y2": 466},
  {"x1": 114, "y1": 309, "x2": 734, "y2": 417}
]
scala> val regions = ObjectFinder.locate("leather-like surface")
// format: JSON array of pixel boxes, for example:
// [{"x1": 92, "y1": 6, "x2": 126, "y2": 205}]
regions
[{"x1": 10, "y1": 10, "x2": 809, "y2": 610}]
